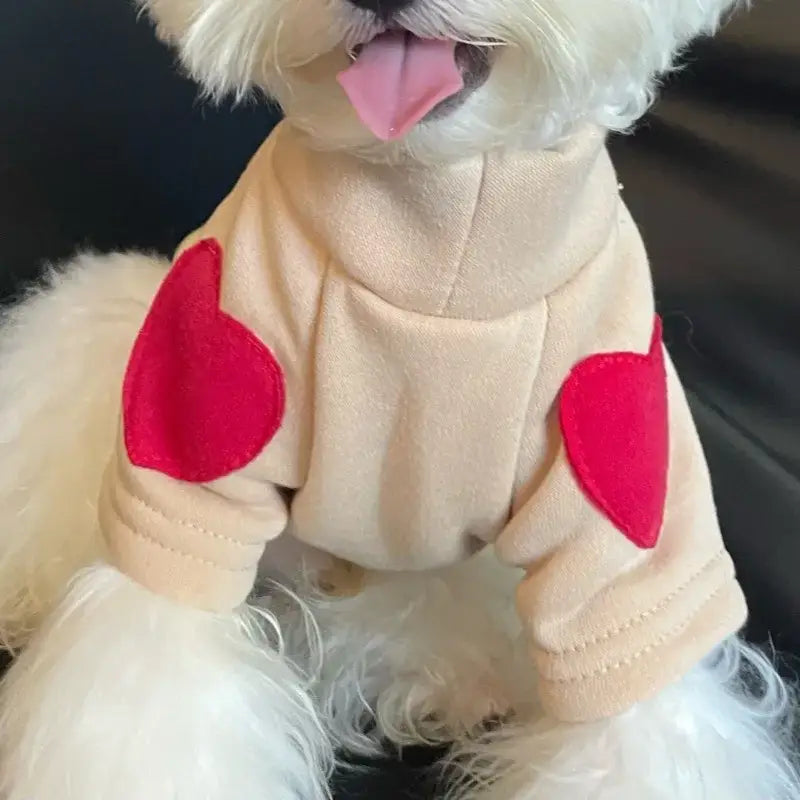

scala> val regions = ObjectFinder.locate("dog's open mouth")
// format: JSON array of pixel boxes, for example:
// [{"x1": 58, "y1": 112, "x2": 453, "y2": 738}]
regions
[{"x1": 337, "y1": 31, "x2": 490, "y2": 142}]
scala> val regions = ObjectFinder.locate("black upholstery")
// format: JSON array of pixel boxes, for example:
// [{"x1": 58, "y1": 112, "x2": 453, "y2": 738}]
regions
[
  {"x1": 0, "y1": 0, "x2": 281, "y2": 298},
  {"x1": 1, "y1": 0, "x2": 798, "y2": 792}
]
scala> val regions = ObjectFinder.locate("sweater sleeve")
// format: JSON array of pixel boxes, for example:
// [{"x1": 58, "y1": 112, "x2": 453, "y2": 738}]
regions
[
  {"x1": 97, "y1": 236, "x2": 296, "y2": 611},
  {"x1": 98, "y1": 134, "x2": 323, "y2": 612},
  {"x1": 495, "y1": 205, "x2": 747, "y2": 722},
  {"x1": 100, "y1": 434, "x2": 289, "y2": 611}
]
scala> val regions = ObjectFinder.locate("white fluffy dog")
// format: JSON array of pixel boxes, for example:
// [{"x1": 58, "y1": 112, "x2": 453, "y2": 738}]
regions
[{"x1": 0, "y1": 0, "x2": 798, "y2": 799}]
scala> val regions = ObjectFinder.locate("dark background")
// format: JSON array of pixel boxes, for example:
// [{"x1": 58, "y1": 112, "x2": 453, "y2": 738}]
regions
[{"x1": 1, "y1": 0, "x2": 799, "y2": 791}]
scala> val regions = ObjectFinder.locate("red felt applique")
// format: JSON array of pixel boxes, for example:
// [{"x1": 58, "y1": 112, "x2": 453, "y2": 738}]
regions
[
  {"x1": 559, "y1": 317, "x2": 669, "y2": 549},
  {"x1": 123, "y1": 238, "x2": 285, "y2": 483}
]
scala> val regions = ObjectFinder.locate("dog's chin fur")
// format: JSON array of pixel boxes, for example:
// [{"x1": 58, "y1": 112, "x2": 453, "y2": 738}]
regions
[{"x1": 138, "y1": 0, "x2": 740, "y2": 163}]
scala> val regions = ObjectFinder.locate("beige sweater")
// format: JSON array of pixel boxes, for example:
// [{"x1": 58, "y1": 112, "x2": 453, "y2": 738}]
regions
[{"x1": 100, "y1": 121, "x2": 746, "y2": 722}]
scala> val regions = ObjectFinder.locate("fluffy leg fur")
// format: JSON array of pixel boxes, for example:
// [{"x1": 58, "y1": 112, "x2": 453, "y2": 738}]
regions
[
  {"x1": 0, "y1": 563, "x2": 332, "y2": 800},
  {"x1": 281, "y1": 548, "x2": 535, "y2": 755},
  {"x1": 278, "y1": 546, "x2": 798, "y2": 797},
  {"x1": 0, "y1": 252, "x2": 168, "y2": 645},
  {"x1": 449, "y1": 636, "x2": 800, "y2": 800}
]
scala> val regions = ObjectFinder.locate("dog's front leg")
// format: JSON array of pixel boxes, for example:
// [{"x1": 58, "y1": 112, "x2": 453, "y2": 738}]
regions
[
  {"x1": 0, "y1": 236, "x2": 334, "y2": 800},
  {"x1": 450, "y1": 635, "x2": 797, "y2": 800},
  {"x1": 282, "y1": 550, "x2": 530, "y2": 756},
  {"x1": 448, "y1": 323, "x2": 799, "y2": 799},
  {"x1": 0, "y1": 561, "x2": 332, "y2": 800}
]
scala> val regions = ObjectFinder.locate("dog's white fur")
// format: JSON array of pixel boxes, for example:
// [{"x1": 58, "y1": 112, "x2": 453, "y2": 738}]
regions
[
  {"x1": 140, "y1": 0, "x2": 739, "y2": 162},
  {"x1": 449, "y1": 638, "x2": 799, "y2": 800},
  {"x1": 0, "y1": 252, "x2": 168, "y2": 646},
  {"x1": 276, "y1": 549, "x2": 531, "y2": 754},
  {"x1": 0, "y1": 563, "x2": 332, "y2": 800},
  {"x1": 0, "y1": 0, "x2": 798, "y2": 797}
]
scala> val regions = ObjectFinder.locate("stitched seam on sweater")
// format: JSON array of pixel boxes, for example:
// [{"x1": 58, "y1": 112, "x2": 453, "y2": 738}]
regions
[
  {"x1": 337, "y1": 260, "x2": 532, "y2": 323},
  {"x1": 437, "y1": 154, "x2": 488, "y2": 316},
  {"x1": 116, "y1": 456, "x2": 261, "y2": 548},
  {"x1": 540, "y1": 549, "x2": 725, "y2": 656},
  {"x1": 119, "y1": 480, "x2": 264, "y2": 551},
  {"x1": 108, "y1": 492, "x2": 253, "y2": 572},
  {"x1": 509, "y1": 295, "x2": 551, "y2": 508},
  {"x1": 541, "y1": 584, "x2": 728, "y2": 684},
  {"x1": 302, "y1": 256, "x2": 334, "y2": 477}
]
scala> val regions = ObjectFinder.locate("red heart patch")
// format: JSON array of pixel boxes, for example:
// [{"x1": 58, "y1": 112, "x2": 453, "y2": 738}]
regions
[
  {"x1": 123, "y1": 239, "x2": 285, "y2": 483},
  {"x1": 559, "y1": 317, "x2": 668, "y2": 549}
]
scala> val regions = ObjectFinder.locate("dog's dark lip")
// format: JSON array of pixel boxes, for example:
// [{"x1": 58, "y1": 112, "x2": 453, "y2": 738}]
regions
[{"x1": 426, "y1": 42, "x2": 492, "y2": 120}]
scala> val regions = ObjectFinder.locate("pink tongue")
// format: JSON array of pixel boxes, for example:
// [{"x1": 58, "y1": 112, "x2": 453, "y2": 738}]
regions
[{"x1": 337, "y1": 31, "x2": 463, "y2": 141}]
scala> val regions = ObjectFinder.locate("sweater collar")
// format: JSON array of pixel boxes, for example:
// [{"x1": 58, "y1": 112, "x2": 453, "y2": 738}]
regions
[{"x1": 271, "y1": 122, "x2": 619, "y2": 319}]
